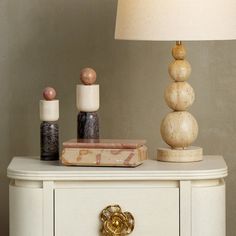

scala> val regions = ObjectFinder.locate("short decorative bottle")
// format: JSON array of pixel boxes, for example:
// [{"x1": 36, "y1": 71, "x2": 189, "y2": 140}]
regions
[
  {"x1": 39, "y1": 87, "x2": 59, "y2": 161},
  {"x1": 76, "y1": 68, "x2": 100, "y2": 139}
]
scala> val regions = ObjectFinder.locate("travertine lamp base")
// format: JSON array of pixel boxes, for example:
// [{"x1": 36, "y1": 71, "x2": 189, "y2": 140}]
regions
[
  {"x1": 157, "y1": 146, "x2": 203, "y2": 162},
  {"x1": 157, "y1": 41, "x2": 203, "y2": 162}
]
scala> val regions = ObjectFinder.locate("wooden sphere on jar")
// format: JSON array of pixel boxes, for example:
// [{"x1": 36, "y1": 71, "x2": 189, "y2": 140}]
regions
[
  {"x1": 172, "y1": 44, "x2": 186, "y2": 60},
  {"x1": 164, "y1": 82, "x2": 195, "y2": 111},
  {"x1": 161, "y1": 111, "x2": 198, "y2": 148},
  {"x1": 168, "y1": 60, "x2": 191, "y2": 82}
]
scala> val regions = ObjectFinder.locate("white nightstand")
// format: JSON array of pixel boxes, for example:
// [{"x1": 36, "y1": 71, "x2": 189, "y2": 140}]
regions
[{"x1": 7, "y1": 156, "x2": 227, "y2": 236}]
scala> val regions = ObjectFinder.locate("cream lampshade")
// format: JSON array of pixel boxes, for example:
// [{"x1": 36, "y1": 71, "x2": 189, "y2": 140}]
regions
[
  {"x1": 115, "y1": 0, "x2": 236, "y2": 41},
  {"x1": 115, "y1": 0, "x2": 236, "y2": 162}
]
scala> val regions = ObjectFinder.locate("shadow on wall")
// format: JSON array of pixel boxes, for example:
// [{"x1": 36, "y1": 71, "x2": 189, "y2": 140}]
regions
[{"x1": 0, "y1": 0, "x2": 118, "y2": 235}]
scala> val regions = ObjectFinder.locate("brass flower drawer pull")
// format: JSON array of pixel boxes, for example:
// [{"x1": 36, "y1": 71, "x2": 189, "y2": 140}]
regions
[{"x1": 100, "y1": 205, "x2": 135, "y2": 236}]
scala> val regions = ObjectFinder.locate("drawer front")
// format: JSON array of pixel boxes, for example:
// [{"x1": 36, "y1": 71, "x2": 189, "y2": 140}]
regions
[{"x1": 55, "y1": 185, "x2": 179, "y2": 236}]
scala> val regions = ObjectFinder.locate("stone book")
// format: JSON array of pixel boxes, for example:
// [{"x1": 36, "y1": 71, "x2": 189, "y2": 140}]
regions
[{"x1": 61, "y1": 145, "x2": 148, "y2": 167}]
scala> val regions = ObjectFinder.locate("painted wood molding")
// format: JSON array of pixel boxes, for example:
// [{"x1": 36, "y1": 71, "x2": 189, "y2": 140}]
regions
[{"x1": 7, "y1": 156, "x2": 227, "y2": 181}]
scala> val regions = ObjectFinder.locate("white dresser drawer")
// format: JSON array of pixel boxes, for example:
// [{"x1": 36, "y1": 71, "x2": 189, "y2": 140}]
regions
[{"x1": 55, "y1": 184, "x2": 179, "y2": 236}]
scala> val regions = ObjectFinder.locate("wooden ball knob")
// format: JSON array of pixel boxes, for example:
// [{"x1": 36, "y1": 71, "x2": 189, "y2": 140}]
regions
[
  {"x1": 161, "y1": 111, "x2": 198, "y2": 148},
  {"x1": 43, "y1": 87, "x2": 56, "y2": 101},
  {"x1": 168, "y1": 60, "x2": 191, "y2": 82},
  {"x1": 164, "y1": 82, "x2": 195, "y2": 111},
  {"x1": 172, "y1": 44, "x2": 186, "y2": 60},
  {"x1": 80, "y1": 68, "x2": 97, "y2": 85}
]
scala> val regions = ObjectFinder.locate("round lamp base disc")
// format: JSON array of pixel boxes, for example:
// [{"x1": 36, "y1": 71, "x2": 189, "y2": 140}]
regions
[{"x1": 157, "y1": 146, "x2": 203, "y2": 163}]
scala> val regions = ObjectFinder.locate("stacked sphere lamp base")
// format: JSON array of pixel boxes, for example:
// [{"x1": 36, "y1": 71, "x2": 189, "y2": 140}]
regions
[{"x1": 157, "y1": 42, "x2": 203, "y2": 162}]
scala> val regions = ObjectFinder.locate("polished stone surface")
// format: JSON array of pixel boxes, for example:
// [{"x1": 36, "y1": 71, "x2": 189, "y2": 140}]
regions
[
  {"x1": 63, "y1": 139, "x2": 146, "y2": 149},
  {"x1": 80, "y1": 67, "x2": 97, "y2": 85},
  {"x1": 43, "y1": 87, "x2": 56, "y2": 101},
  {"x1": 40, "y1": 121, "x2": 59, "y2": 161},
  {"x1": 77, "y1": 112, "x2": 99, "y2": 139},
  {"x1": 61, "y1": 145, "x2": 148, "y2": 167}
]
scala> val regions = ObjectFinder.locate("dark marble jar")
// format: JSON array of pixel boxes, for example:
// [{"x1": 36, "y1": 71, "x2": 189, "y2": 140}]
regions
[
  {"x1": 40, "y1": 121, "x2": 59, "y2": 161},
  {"x1": 77, "y1": 112, "x2": 99, "y2": 139}
]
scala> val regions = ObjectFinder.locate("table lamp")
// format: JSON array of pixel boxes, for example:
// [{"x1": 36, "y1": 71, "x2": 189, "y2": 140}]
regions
[{"x1": 115, "y1": 0, "x2": 236, "y2": 162}]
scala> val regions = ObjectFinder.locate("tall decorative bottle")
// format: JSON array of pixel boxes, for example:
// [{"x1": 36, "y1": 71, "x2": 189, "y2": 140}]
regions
[
  {"x1": 77, "y1": 68, "x2": 100, "y2": 139},
  {"x1": 40, "y1": 87, "x2": 59, "y2": 160}
]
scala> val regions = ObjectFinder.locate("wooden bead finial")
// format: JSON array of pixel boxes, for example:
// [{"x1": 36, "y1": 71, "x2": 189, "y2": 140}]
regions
[
  {"x1": 43, "y1": 87, "x2": 56, "y2": 101},
  {"x1": 80, "y1": 68, "x2": 97, "y2": 85}
]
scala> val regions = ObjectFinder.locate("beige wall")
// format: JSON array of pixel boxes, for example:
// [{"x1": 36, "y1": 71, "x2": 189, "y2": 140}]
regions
[{"x1": 1, "y1": 0, "x2": 236, "y2": 235}]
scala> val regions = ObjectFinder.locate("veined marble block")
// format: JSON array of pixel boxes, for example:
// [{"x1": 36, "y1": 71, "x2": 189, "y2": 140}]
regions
[{"x1": 61, "y1": 146, "x2": 148, "y2": 167}]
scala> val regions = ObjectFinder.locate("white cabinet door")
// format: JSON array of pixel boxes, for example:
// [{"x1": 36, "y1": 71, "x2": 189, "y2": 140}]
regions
[
  {"x1": 55, "y1": 184, "x2": 179, "y2": 236},
  {"x1": 192, "y1": 183, "x2": 226, "y2": 236},
  {"x1": 10, "y1": 185, "x2": 43, "y2": 236}
]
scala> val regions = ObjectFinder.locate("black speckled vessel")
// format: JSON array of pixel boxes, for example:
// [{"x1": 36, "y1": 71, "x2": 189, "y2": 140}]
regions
[
  {"x1": 40, "y1": 121, "x2": 59, "y2": 161},
  {"x1": 77, "y1": 112, "x2": 99, "y2": 139}
]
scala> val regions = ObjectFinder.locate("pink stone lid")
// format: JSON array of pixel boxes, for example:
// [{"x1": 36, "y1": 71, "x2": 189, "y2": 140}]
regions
[
  {"x1": 80, "y1": 68, "x2": 97, "y2": 85},
  {"x1": 63, "y1": 139, "x2": 146, "y2": 149},
  {"x1": 43, "y1": 87, "x2": 56, "y2": 101}
]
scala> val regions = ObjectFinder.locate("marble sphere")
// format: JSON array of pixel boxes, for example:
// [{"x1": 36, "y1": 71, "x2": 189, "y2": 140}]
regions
[
  {"x1": 161, "y1": 111, "x2": 198, "y2": 148},
  {"x1": 43, "y1": 87, "x2": 56, "y2": 101},
  {"x1": 164, "y1": 82, "x2": 195, "y2": 111},
  {"x1": 80, "y1": 68, "x2": 97, "y2": 85},
  {"x1": 168, "y1": 60, "x2": 191, "y2": 82}
]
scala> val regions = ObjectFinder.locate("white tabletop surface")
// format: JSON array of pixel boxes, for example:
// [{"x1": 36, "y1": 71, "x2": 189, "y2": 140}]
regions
[{"x1": 7, "y1": 156, "x2": 227, "y2": 181}]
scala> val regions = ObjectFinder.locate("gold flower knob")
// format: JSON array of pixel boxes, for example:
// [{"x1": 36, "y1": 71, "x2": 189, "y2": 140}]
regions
[{"x1": 100, "y1": 205, "x2": 135, "y2": 236}]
